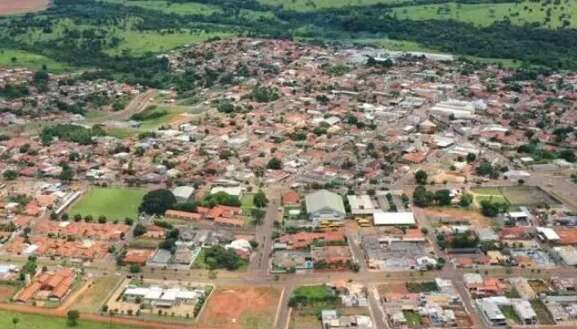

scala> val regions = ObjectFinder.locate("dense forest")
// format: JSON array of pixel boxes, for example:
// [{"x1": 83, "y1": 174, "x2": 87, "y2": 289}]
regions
[{"x1": 1, "y1": 0, "x2": 577, "y2": 89}]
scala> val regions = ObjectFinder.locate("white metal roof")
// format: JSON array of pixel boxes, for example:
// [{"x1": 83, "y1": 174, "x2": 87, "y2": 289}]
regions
[{"x1": 373, "y1": 211, "x2": 415, "y2": 225}]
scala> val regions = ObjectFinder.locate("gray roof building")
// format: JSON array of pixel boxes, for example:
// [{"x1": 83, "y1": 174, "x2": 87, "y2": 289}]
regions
[{"x1": 305, "y1": 190, "x2": 346, "y2": 222}]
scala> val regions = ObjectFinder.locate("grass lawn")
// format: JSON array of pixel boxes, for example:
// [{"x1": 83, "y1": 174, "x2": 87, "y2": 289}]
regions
[
  {"x1": 76, "y1": 275, "x2": 124, "y2": 312},
  {"x1": 391, "y1": 1, "x2": 577, "y2": 29},
  {"x1": 241, "y1": 193, "x2": 255, "y2": 216},
  {"x1": 127, "y1": 239, "x2": 160, "y2": 250},
  {"x1": 0, "y1": 310, "x2": 144, "y2": 329},
  {"x1": 500, "y1": 305, "x2": 521, "y2": 324},
  {"x1": 293, "y1": 285, "x2": 334, "y2": 300},
  {"x1": 0, "y1": 49, "x2": 72, "y2": 73},
  {"x1": 402, "y1": 310, "x2": 422, "y2": 327},
  {"x1": 471, "y1": 187, "x2": 510, "y2": 207},
  {"x1": 406, "y1": 281, "x2": 439, "y2": 293},
  {"x1": 67, "y1": 187, "x2": 147, "y2": 220},
  {"x1": 531, "y1": 299, "x2": 555, "y2": 325},
  {"x1": 192, "y1": 248, "x2": 208, "y2": 269}
]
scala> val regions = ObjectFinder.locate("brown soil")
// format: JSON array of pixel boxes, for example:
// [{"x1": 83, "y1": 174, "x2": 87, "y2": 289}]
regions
[
  {"x1": 197, "y1": 287, "x2": 280, "y2": 329},
  {"x1": 0, "y1": 0, "x2": 49, "y2": 15}
]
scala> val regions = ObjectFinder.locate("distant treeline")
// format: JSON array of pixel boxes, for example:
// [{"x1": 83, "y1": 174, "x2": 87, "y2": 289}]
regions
[{"x1": 1, "y1": 0, "x2": 577, "y2": 91}]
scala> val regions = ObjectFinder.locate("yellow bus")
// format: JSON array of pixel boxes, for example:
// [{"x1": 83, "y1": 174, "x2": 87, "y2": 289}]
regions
[{"x1": 357, "y1": 218, "x2": 372, "y2": 227}]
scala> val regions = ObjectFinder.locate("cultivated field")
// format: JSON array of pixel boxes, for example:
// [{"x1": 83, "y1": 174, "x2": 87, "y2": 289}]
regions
[
  {"x1": 197, "y1": 287, "x2": 281, "y2": 329},
  {"x1": 0, "y1": 0, "x2": 49, "y2": 16},
  {"x1": 67, "y1": 187, "x2": 147, "y2": 220}
]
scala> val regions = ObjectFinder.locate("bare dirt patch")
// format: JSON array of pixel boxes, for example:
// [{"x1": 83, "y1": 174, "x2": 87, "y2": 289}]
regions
[
  {"x1": 197, "y1": 287, "x2": 281, "y2": 329},
  {"x1": 0, "y1": 284, "x2": 18, "y2": 301},
  {"x1": 418, "y1": 207, "x2": 495, "y2": 229},
  {"x1": 378, "y1": 282, "x2": 408, "y2": 295},
  {"x1": 0, "y1": 0, "x2": 49, "y2": 15}
]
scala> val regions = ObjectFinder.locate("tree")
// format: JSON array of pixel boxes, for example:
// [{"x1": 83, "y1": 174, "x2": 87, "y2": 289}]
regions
[
  {"x1": 434, "y1": 189, "x2": 452, "y2": 206},
  {"x1": 133, "y1": 223, "x2": 147, "y2": 237},
  {"x1": 476, "y1": 161, "x2": 496, "y2": 177},
  {"x1": 466, "y1": 153, "x2": 477, "y2": 163},
  {"x1": 138, "y1": 189, "x2": 176, "y2": 215},
  {"x1": 59, "y1": 163, "x2": 74, "y2": 182},
  {"x1": 253, "y1": 190, "x2": 268, "y2": 208},
  {"x1": 480, "y1": 200, "x2": 508, "y2": 217},
  {"x1": 12, "y1": 317, "x2": 19, "y2": 328},
  {"x1": 413, "y1": 186, "x2": 434, "y2": 207},
  {"x1": 129, "y1": 264, "x2": 141, "y2": 273},
  {"x1": 459, "y1": 193, "x2": 473, "y2": 208},
  {"x1": 249, "y1": 84, "x2": 279, "y2": 103},
  {"x1": 415, "y1": 170, "x2": 428, "y2": 185},
  {"x1": 266, "y1": 158, "x2": 282, "y2": 170},
  {"x1": 67, "y1": 310, "x2": 80, "y2": 327},
  {"x1": 251, "y1": 208, "x2": 266, "y2": 225},
  {"x1": 3, "y1": 170, "x2": 18, "y2": 181},
  {"x1": 204, "y1": 246, "x2": 243, "y2": 270}
]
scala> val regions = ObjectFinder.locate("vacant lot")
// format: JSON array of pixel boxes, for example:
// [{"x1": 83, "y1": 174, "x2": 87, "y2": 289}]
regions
[
  {"x1": 0, "y1": 283, "x2": 19, "y2": 301},
  {"x1": 0, "y1": 0, "x2": 49, "y2": 15},
  {"x1": 76, "y1": 275, "x2": 124, "y2": 312},
  {"x1": 68, "y1": 187, "x2": 147, "y2": 220},
  {"x1": 419, "y1": 207, "x2": 495, "y2": 229},
  {"x1": 472, "y1": 186, "x2": 561, "y2": 207},
  {"x1": 197, "y1": 287, "x2": 281, "y2": 329}
]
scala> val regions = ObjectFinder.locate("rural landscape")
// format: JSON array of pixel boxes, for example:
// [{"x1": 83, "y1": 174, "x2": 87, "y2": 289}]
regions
[{"x1": 2, "y1": 0, "x2": 577, "y2": 329}]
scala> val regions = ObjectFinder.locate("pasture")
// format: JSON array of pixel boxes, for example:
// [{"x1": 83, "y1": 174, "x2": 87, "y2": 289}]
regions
[
  {"x1": 100, "y1": 0, "x2": 219, "y2": 16},
  {"x1": 0, "y1": 49, "x2": 71, "y2": 73},
  {"x1": 391, "y1": 1, "x2": 577, "y2": 29},
  {"x1": 259, "y1": 0, "x2": 407, "y2": 11},
  {"x1": 67, "y1": 187, "x2": 147, "y2": 220}
]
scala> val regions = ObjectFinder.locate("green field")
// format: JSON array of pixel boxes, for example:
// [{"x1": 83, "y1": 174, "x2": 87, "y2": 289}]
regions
[
  {"x1": 100, "y1": 0, "x2": 219, "y2": 15},
  {"x1": 402, "y1": 310, "x2": 422, "y2": 327},
  {"x1": 106, "y1": 29, "x2": 234, "y2": 56},
  {"x1": 293, "y1": 285, "x2": 334, "y2": 299},
  {"x1": 0, "y1": 49, "x2": 72, "y2": 73},
  {"x1": 471, "y1": 186, "x2": 561, "y2": 207},
  {"x1": 392, "y1": 1, "x2": 577, "y2": 29},
  {"x1": 241, "y1": 193, "x2": 255, "y2": 216},
  {"x1": 499, "y1": 305, "x2": 521, "y2": 324},
  {"x1": 260, "y1": 0, "x2": 407, "y2": 11},
  {"x1": 68, "y1": 187, "x2": 147, "y2": 220},
  {"x1": 0, "y1": 310, "x2": 144, "y2": 329}
]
